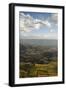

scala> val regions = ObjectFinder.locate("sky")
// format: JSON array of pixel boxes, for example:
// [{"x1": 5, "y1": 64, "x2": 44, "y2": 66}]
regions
[{"x1": 19, "y1": 12, "x2": 58, "y2": 40}]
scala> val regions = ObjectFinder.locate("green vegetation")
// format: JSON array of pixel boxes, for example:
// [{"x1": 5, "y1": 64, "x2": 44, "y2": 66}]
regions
[
  {"x1": 19, "y1": 44, "x2": 58, "y2": 78},
  {"x1": 19, "y1": 61, "x2": 58, "y2": 78}
]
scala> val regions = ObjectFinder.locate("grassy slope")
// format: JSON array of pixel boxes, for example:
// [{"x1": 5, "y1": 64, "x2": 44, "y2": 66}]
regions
[{"x1": 19, "y1": 60, "x2": 58, "y2": 78}]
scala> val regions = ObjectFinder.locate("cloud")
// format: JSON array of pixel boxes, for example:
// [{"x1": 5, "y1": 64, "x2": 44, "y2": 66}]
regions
[
  {"x1": 19, "y1": 13, "x2": 51, "y2": 32},
  {"x1": 19, "y1": 13, "x2": 58, "y2": 40},
  {"x1": 49, "y1": 13, "x2": 58, "y2": 25}
]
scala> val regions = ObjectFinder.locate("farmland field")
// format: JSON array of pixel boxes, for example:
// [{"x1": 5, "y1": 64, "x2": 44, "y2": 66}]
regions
[
  {"x1": 20, "y1": 62, "x2": 58, "y2": 78},
  {"x1": 19, "y1": 39, "x2": 58, "y2": 78}
]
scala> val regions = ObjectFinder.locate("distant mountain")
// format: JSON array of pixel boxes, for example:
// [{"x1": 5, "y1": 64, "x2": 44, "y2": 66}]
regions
[{"x1": 20, "y1": 39, "x2": 57, "y2": 47}]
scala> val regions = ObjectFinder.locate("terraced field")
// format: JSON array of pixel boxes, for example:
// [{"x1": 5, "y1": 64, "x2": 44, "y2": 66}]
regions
[{"x1": 19, "y1": 61, "x2": 58, "y2": 78}]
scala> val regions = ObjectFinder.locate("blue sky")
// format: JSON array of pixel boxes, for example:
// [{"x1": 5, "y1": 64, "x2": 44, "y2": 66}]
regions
[
  {"x1": 22, "y1": 12, "x2": 52, "y2": 20},
  {"x1": 19, "y1": 12, "x2": 58, "y2": 39}
]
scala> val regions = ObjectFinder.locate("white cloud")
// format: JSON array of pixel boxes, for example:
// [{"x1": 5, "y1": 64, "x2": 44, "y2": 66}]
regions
[
  {"x1": 49, "y1": 13, "x2": 58, "y2": 25},
  {"x1": 19, "y1": 13, "x2": 58, "y2": 39},
  {"x1": 19, "y1": 13, "x2": 51, "y2": 32}
]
